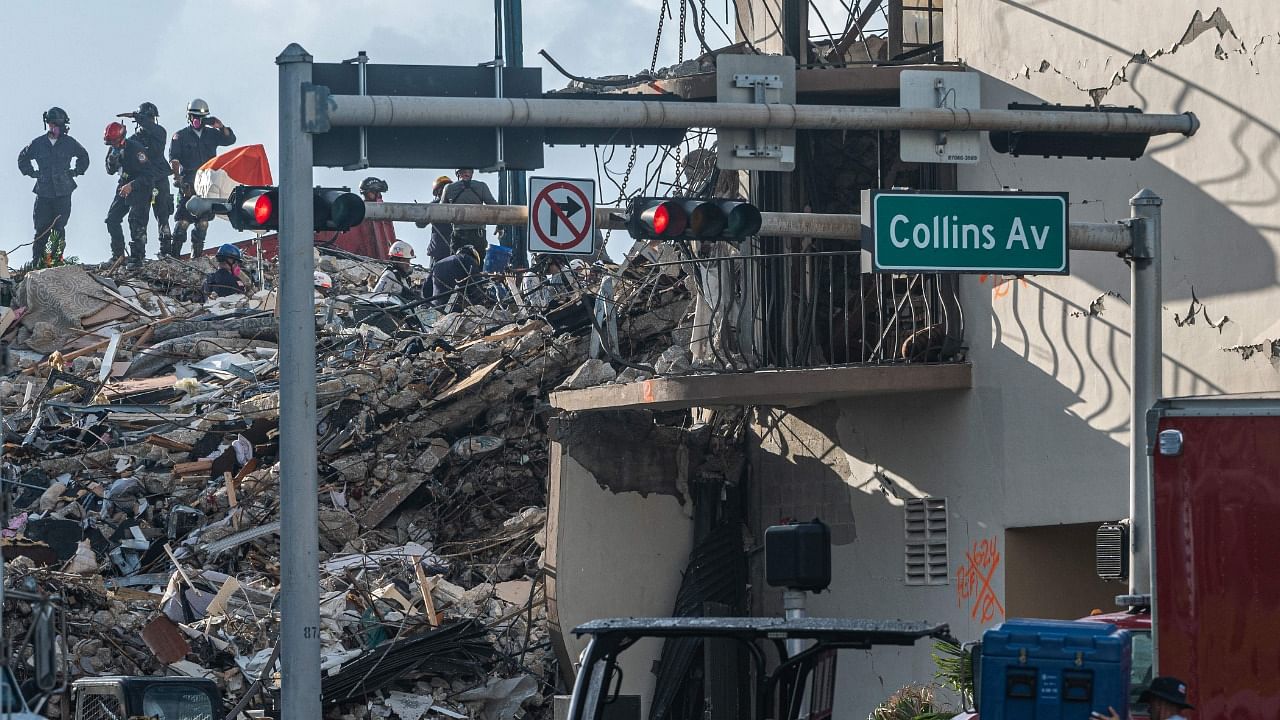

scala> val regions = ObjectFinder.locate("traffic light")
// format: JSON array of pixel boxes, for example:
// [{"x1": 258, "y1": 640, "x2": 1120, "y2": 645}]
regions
[
  {"x1": 624, "y1": 197, "x2": 762, "y2": 241},
  {"x1": 989, "y1": 103, "x2": 1152, "y2": 160},
  {"x1": 227, "y1": 185, "x2": 279, "y2": 231},
  {"x1": 313, "y1": 187, "x2": 366, "y2": 232}
]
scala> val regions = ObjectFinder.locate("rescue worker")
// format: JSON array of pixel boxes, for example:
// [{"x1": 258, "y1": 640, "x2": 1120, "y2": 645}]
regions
[
  {"x1": 16, "y1": 107, "x2": 90, "y2": 265},
  {"x1": 359, "y1": 176, "x2": 388, "y2": 203},
  {"x1": 119, "y1": 102, "x2": 175, "y2": 256},
  {"x1": 417, "y1": 175, "x2": 454, "y2": 264},
  {"x1": 372, "y1": 240, "x2": 419, "y2": 300},
  {"x1": 430, "y1": 243, "x2": 483, "y2": 308},
  {"x1": 103, "y1": 122, "x2": 159, "y2": 267},
  {"x1": 1099, "y1": 676, "x2": 1193, "y2": 720},
  {"x1": 442, "y1": 168, "x2": 496, "y2": 259},
  {"x1": 170, "y1": 98, "x2": 236, "y2": 257},
  {"x1": 203, "y1": 244, "x2": 253, "y2": 297}
]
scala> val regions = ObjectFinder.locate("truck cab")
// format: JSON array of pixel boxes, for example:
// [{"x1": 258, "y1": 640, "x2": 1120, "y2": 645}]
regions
[
  {"x1": 71, "y1": 676, "x2": 221, "y2": 720},
  {"x1": 1077, "y1": 608, "x2": 1152, "y2": 718}
]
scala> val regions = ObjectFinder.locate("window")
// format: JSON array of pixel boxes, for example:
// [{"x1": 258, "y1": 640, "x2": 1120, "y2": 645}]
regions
[
  {"x1": 142, "y1": 685, "x2": 215, "y2": 720},
  {"x1": 904, "y1": 497, "x2": 949, "y2": 585}
]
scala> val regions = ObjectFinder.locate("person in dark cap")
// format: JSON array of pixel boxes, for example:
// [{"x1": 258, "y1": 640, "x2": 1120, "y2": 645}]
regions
[{"x1": 1098, "y1": 676, "x2": 1192, "y2": 720}]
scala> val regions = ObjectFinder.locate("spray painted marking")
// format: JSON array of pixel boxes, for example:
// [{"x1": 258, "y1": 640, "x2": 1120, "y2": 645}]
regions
[{"x1": 956, "y1": 536, "x2": 1005, "y2": 624}]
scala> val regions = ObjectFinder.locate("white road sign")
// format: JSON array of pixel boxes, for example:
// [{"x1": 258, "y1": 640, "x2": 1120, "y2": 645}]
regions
[{"x1": 528, "y1": 176, "x2": 596, "y2": 255}]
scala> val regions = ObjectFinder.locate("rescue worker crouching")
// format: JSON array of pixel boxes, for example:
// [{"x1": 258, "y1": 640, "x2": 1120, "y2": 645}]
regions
[
  {"x1": 103, "y1": 122, "x2": 158, "y2": 267},
  {"x1": 170, "y1": 98, "x2": 236, "y2": 257},
  {"x1": 372, "y1": 240, "x2": 421, "y2": 301},
  {"x1": 203, "y1": 244, "x2": 254, "y2": 298},
  {"x1": 430, "y1": 242, "x2": 484, "y2": 309},
  {"x1": 17, "y1": 106, "x2": 90, "y2": 266},
  {"x1": 119, "y1": 102, "x2": 175, "y2": 257}
]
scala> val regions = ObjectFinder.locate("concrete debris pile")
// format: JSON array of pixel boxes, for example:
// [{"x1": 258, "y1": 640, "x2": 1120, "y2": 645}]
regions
[{"x1": 0, "y1": 248, "x2": 691, "y2": 719}]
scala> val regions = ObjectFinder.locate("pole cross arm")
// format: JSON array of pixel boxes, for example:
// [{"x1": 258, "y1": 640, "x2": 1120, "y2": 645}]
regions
[
  {"x1": 365, "y1": 201, "x2": 1135, "y2": 249},
  {"x1": 316, "y1": 92, "x2": 1199, "y2": 137}
]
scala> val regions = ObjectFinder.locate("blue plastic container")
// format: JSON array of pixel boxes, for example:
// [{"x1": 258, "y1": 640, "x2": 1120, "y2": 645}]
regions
[
  {"x1": 483, "y1": 244, "x2": 513, "y2": 272},
  {"x1": 978, "y1": 619, "x2": 1130, "y2": 720}
]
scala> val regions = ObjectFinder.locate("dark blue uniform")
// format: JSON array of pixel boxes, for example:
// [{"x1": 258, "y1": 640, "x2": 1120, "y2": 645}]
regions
[
  {"x1": 430, "y1": 249, "x2": 484, "y2": 308},
  {"x1": 16, "y1": 132, "x2": 90, "y2": 264},
  {"x1": 169, "y1": 122, "x2": 236, "y2": 256},
  {"x1": 129, "y1": 116, "x2": 174, "y2": 254},
  {"x1": 104, "y1": 137, "x2": 159, "y2": 262}
]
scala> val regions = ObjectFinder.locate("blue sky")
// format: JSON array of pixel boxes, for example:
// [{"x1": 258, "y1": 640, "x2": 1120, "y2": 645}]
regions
[{"x1": 3, "y1": 0, "x2": 855, "y2": 263}]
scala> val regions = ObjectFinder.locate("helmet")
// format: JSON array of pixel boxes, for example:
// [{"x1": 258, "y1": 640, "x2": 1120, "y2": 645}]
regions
[
  {"x1": 137, "y1": 102, "x2": 159, "y2": 118},
  {"x1": 434, "y1": 175, "x2": 452, "y2": 188},
  {"x1": 360, "y1": 177, "x2": 389, "y2": 194},
  {"x1": 313, "y1": 271, "x2": 333, "y2": 290},
  {"x1": 187, "y1": 98, "x2": 210, "y2": 117},
  {"x1": 388, "y1": 240, "x2": 416, "y2": 259},
  {"x1": 103, "y1": 122, "x2": 127, "y2": 145},
  {"x1": 455, "y1": 168, "x2": 474, "y2": 175},
  {"x1": 43, "y1": 106, "x2": 69, "y2": 127},
  {"x1": 215, "y1": 243, "x2": 242, "y2": 261}
]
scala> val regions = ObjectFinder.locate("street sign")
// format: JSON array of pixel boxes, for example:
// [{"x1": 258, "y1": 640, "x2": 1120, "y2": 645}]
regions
[
  {"x1": 528, "y1": 177, "x2": 596, "y2": 255},
  {"x1": 864, "y1": 190, "x2": 1069, "y2": 274},
  {"x1": 899, "y1": 70, "x2": 981, "y2": 164}
]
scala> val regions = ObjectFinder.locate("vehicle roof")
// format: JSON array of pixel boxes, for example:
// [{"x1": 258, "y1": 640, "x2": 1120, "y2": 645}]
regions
[
  {"x1": 1155, "y1": 393, "x2": 1280, "y2": 416},
  {"x1": 573, "y1": 617, "x2": 954, "y2": 646},
  {"x1": 1077, "y1": 610, "x2": 1151, "y2": 629}
]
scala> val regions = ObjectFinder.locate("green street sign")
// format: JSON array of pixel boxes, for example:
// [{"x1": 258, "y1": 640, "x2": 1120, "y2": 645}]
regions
[{"x1": 866, "y1": 190, "x2": 1069, "y2": 274}]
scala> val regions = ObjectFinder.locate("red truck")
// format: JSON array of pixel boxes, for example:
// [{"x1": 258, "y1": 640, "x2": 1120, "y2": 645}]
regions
[
  {"x1": 1139, "y1": 394, "x2": 1280, "y2": 717},
  {"x1": 1084, "y1": 394, "x2": 1280, "y2": 718}
]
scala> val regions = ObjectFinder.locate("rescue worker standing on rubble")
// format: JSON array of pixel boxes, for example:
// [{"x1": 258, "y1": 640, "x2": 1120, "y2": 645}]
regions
[
  {"x1": 170, "y1": 99, "x2": 236, "y2": 257},
  {"x1": 372, "y1": 240, "x2": 420, "y2": 301},
  {"x1": 103, "y1": 122, "x2": 159, "y2": 267},
  {"x1": 442, "y1": 168, "x2": 496, "y2": 260},
  {"x1": 119, "y1": 102, "x2": 175, "y2": 257},
  {"x1": 203, "y1": 244, "x2": 254, "y2": 297},
  {"x1": 16, "y1": 107, "x2": 90, "y2": 266},
  {"x1": 418, "y1": 175, "x2": 454, "y2": 264}
]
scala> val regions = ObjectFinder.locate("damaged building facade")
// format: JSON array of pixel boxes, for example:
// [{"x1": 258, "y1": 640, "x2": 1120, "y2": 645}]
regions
[{"x1": 545, "y1": 2, "x2": 1280, "y2": 718}]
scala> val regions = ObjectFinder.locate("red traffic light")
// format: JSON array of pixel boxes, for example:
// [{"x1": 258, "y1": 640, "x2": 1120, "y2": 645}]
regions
[
  {"x1": 227, "y1": 185, "x2": 279, "y2": 231},
  {"x1": 252, "y1": 194, "x2": 274, "y2": 225},
  {"x1": 625, "y1": 197, "x2": 760, "y2": 241}
]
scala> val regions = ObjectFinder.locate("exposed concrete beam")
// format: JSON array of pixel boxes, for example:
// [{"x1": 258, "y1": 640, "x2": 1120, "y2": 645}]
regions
[{"x1": 550, "y1": 362, "x2": 973, "y2": 412}]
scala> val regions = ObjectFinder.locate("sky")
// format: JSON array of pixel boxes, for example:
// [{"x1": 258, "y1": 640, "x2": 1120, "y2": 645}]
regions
[{"x1": 2, "y1": 0, "x2": 857, "y2": 264}]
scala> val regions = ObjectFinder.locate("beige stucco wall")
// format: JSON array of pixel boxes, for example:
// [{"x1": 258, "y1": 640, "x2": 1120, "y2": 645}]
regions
[
  {"x1": 749, "y1": 3, "x2": 1280, "y2": 718},
  {"x1": 545, "y1": 444, "x2": 694, "y2": 719}
]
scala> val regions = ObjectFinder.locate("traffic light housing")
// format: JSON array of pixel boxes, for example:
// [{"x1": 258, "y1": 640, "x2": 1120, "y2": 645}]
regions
[
  {"x1": 624, "y1": 197, "x2": 761, "y2": 241},
  {"x1": 313, "y1": 187, "x2": 365, "y2": 232},
  {"x1": 989, "y1": 103, "x2": 1152, "y2": 160},
  {"x1": 227, "y1": 185, "x2": 279, "y2": 231}
]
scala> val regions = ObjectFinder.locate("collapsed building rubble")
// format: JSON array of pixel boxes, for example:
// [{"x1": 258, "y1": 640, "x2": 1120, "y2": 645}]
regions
[{"x1": 0, "y1": 245, "x2": 693, "y2": 719}]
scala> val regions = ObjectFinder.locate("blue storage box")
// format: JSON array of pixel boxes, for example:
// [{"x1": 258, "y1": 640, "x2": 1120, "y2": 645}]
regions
[{"x1": 978, "y1": 619, "x2": 1130, "y2": 720}]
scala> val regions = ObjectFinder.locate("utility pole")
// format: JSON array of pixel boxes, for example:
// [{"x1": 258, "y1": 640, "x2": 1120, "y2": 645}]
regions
[
  {"x1": 501, "y1": 0, "x2": 529, "y2": 267},
  {"x1": 1128, "y1": 189, "x2": 1163, "y2": 601},
  {"x1": 276, "y1": 43, "x2": 322, "y2": 720}
]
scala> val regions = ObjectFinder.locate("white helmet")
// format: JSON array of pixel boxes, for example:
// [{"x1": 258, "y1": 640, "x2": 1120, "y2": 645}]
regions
[
  {"x1": 313, "y1": 270, "x2": 333, "y2": 290},
  {"x1": 187, "y1": 98, "x2": 210, "y2": 117},
  {"x1": 388, "y1": 240, "x2": 416, "y2": 259}
]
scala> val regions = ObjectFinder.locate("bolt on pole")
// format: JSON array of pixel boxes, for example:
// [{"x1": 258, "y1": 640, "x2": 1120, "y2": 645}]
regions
[
  {"x1": 277, "y1": 43, "x2": 322, "y2": 720},
  {"x1": 1128, "y1": 188, "x2": 1162, "y2": 604}
]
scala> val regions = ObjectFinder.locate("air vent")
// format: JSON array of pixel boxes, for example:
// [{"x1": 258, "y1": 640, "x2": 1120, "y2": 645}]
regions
[
  {"x1": 1095, "y1": 522, "x2": 1129, "y2": 581},
  {"x1": 905, "y1": 497, "x2": 948, "y2": 586}
]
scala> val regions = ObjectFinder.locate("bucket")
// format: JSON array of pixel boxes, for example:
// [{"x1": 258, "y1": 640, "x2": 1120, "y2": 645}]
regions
[{"x1": 483, "y1": 244, "x2": 513, "y2": 272}]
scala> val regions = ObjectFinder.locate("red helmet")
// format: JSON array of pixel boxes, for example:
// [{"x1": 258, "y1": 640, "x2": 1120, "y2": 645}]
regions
[{"x1": 103, "y1": 122, "x2": 127, "y2": 145}]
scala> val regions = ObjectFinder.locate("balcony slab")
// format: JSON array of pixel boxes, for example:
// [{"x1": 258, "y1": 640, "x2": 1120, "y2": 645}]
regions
[{"x1": 550, "y1": 362, "x2": 972, "y2": 413}]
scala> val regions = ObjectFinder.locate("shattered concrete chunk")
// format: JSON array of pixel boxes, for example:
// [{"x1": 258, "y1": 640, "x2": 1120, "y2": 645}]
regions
[{"x1": 556, "y1": 359, "x2": 617, "y2": 390}]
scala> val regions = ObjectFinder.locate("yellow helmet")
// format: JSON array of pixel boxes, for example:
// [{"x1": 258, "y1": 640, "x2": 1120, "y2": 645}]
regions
[{"x1": 434, "y1": 175, "x2": 452, "y2": 187}]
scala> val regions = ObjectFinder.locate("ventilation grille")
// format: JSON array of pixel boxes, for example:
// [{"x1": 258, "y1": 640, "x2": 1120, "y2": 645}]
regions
[
  {"x1": 904, "y1": 497, "x2": 949, "y2": 586},
  {"x1": 1095, "y1": 523, "x2": 1129, "y2": 581}
]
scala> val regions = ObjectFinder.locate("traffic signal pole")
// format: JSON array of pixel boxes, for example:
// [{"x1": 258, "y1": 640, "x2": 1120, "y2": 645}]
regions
[
  {"x1": 363, "y1": 200, "x2": 1133, "y2": 249},
  {"x1": 313, "y1": 93, "x2": 1198, "y2": 137},
  {"x1": 277, "y1": 44, "x2": 322, "y2": 720}
]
